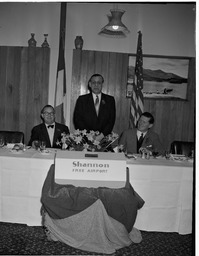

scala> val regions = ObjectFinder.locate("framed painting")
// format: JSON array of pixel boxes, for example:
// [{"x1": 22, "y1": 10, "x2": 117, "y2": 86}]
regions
[{"x1": 127, "y1": 54, "x2": 190, "y2": 100}]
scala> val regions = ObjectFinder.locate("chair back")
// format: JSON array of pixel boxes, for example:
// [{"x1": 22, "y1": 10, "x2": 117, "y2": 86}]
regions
[
  {"x1": 170, "y1": 140, "x2": 194, "y2": 157},
  {"x1": 0, "y1": 131, "x2": 24, "y2": 144}
]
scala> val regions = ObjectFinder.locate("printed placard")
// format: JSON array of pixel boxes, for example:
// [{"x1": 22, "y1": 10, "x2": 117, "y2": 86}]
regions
[{"x1": 55, "y1": 151, "x2": 127, "y2": 185}]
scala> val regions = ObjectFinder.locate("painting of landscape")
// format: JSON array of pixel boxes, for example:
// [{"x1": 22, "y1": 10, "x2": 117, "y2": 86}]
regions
[{"x1": 127, "y1": 55, "x2": 190, "y2": 99}]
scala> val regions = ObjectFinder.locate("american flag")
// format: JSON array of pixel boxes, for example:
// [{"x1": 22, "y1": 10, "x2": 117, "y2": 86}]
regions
[
  {"x1": 54, "y1": 3, "x2": 67, "y2": 124},
  {"x1": 129, "y1": 31, "x2": 144, "y2": 128}
]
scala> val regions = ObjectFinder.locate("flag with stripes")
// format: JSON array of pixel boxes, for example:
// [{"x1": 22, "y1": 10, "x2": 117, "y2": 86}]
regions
[
  {"x1": 129, "y1": 31, "x2": 144, "y2": 128},
  {"x1": 54, "y1": 2, "x2": 67, "y2": 124}
]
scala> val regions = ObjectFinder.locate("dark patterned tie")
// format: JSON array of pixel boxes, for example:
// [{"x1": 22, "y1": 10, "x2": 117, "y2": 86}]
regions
[
  {"x1": 95, "y1": 95, "x2": 99, "y2": 115},
  {"x1": 137, "y1": 133, "x2": 144, "y2": 152}
]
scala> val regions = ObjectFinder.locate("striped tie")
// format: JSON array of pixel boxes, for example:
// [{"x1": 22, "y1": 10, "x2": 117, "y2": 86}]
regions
[
  {"x1": 137, "y1": 133, "x2": 144, "y2": 153},
  {"x1": 95, "y1": 95, "x2": 99, "y2": 115}
]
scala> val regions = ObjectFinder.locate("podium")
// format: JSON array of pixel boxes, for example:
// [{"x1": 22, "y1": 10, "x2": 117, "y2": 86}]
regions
[{"x1": 54, "y1": 151, "x2": 127, "y2": 188}]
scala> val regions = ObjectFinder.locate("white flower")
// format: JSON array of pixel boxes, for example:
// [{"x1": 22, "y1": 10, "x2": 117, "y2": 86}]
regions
[
  {"x1": 59, "y1": 129, "x2": 119, "y2": 152},
  {"x1": 74, "y1": 135, "x2": 83, "y2": 144}
]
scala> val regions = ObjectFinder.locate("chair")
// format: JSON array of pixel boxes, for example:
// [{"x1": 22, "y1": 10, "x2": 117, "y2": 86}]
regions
[
  {"x1": 170, "y1": 140, "x2": 194, "y2": 156},
  {"x1": 0, "y1": 131, "x2": 24, "y2": 144}
]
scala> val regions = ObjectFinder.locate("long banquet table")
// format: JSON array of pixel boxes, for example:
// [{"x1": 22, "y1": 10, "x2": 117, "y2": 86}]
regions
[
  {"x1": 0, "y1": 147, "x2": 55, "y2": 225},
  {"x1": 127, "y1": 156, "x2": 193, "y2": 235},
  {"x1": 0, "y1": 147, "x2": 193, "y2": 234}
]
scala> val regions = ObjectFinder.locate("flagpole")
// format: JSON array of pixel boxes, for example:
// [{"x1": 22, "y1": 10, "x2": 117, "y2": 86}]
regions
[{"x1": 54, "y1": 2, "x2": 67, "y2": 124}]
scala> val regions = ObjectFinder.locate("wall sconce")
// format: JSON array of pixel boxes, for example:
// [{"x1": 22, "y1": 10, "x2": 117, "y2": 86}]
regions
[{"x1": 99, "y1": 9, "x2": 130, "y2": 38}]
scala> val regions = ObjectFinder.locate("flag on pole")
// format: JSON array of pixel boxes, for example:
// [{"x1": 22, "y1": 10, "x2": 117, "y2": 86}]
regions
[
  {"x1": 129, "y1": 31, "x2": 144, "y2": 128},
  {"x1": 54, "y1": 2, "x2": 67, "y2": 124}
]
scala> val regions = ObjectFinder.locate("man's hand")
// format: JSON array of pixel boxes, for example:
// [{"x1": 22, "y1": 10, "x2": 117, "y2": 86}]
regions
[{"x1": 139, "y1": 147, "x2": 152, "y2": 155}]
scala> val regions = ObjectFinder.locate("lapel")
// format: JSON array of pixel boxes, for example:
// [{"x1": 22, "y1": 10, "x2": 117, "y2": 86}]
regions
[
  {"x1": 142, "y1": 130, "x2": 151, "y2": 146},
  {"x1": 132, "y1": 129, "x2": 138, "y2": 153},
  {"x1": 53, "y1": 123, "x2": 60, "y2": 146},
  {"x1": 41, "y1": 123, "x2": 51, "y2": 146},
  {"x1": 98, "y1": 93, "x2": 106, "y2": 118},
  {"x1": 88, "y1": 93, "x2": 98, "y2": 118}
]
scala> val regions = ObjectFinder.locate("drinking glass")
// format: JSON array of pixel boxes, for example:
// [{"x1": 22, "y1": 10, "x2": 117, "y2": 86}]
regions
[
  {"x1": 0, "y1": 137, "x2": 4, "y2": 148},
  {"x1": 40, "y1": 141, "x2": 46, "y2": 151},
  {"x1": 33, "y1": 140, "x2": 41, "y2": 150},
  {"x1": 165, "y1": 151, "x2": 170, "y2": 160}
]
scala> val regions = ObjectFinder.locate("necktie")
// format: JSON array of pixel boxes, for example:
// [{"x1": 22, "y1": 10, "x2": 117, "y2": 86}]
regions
[
  {"x1": 95, "y1": 95, "x2": 99, "y2": 115},
  {"x1": 48, "y1": 125, "x2": 54, "y2": 129},
  {"x1": 137, "y1": 133, "x2": 144, "y2": 153},
  {"x1": 139, "y1": 133, "x2": 144, "y2": 143}
]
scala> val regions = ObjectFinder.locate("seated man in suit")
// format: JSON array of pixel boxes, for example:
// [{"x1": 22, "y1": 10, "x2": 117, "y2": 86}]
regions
[
  {"x1": 73, "y1": 73, "x2": 116, "y2": 141},
  {"x1": 118, "y1": 112, "x2": 165, "y2": 156},
  {"x1": 28, "y1": 104, "x2": 69, "y2": 148}
]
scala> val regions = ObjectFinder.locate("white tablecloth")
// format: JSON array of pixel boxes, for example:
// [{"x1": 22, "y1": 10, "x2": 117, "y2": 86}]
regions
[
  {"x1": 0, "y1": 148, "x2": 55, "y2": 226},
  {"x1": 0, "y1": 148, "x2": 193, "y2": 234},
  {"x1": 127, "y1": 156, "x2": 193, "y2": 235}
]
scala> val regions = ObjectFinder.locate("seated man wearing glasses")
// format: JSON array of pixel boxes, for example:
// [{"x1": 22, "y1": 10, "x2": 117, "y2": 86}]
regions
[{"x1": 28, "y1": 105, "x2": 69, "y2": 148}]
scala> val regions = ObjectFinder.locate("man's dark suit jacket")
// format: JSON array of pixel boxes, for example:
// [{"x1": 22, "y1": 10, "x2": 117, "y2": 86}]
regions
[
  {"x1": 73, "y1": 93, "x2": 116, "y2": 136},
  {"x1": 28, "y1": 122, "x2": 69, "y2": 148},
  {"x1": 119, "y1": 128, "x2": 165, "y2": 156}
]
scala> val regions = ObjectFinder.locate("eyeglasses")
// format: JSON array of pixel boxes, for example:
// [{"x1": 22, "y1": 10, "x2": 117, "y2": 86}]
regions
[
  {"x1": 91, "y1": 81, "x2": 103, "y2": 85},
  {"x1": 43, "y1": 112, "x2": 55, "y2": 116}
]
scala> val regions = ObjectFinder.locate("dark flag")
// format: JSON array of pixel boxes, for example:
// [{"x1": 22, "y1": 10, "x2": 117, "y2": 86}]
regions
[
  {"x1": 129, "y1": 31, "x2": 144, "y2": 128},
  {"x1": 54, "y1": 2, "x2": 67, "y2": 124}
]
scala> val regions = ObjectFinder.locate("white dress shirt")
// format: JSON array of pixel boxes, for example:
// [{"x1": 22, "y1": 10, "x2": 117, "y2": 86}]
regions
[
  {"x1": 92, "y1": 93, "x2": 101, "y2": 115},
  {"x1": 137, "y1": 130, "x2": 147, "y2": 140},
  {"x1": 45, "y1": 123, "x2": 55, "y2": 146}
]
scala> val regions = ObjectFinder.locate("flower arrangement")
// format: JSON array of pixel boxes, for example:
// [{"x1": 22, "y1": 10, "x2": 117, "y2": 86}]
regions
[{"x1": 56, "y1": 129, "x2": 119, "y2": 152}]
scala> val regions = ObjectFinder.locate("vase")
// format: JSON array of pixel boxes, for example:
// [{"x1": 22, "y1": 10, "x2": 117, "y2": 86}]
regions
[
  {"x1": 74, "y1": 36, "x2": 83, "y2": 50},
  {"x1": 41, "y1": 34, "x2": 49, "y2": 48},
  {"x1": 28, "y1": 33, "x2": 37, "y2": 47}
]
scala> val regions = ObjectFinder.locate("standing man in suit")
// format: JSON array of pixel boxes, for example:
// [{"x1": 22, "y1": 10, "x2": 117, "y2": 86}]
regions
[
  {"x1": 118, "y1": 112, "x2": 165, "y2": 156},
  {"x1": 28, "y1": 104, "x2": 69, "y2": 148},
  {"x1": 73, "y1": 74, "x2": 116, "y2": 141}
]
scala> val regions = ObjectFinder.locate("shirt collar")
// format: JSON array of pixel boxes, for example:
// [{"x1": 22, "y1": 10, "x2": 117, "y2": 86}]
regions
[
  {"x1": 92, "y1": 93, "x2": 101, "y2": 102},
  {"x1": 137, "y1": 130, "x2": 147, "y2": 138}
]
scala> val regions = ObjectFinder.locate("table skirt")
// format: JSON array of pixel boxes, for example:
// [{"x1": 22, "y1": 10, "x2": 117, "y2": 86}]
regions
[{"x1": 41, "y1": 164, "x2": 144, "y2": 253}]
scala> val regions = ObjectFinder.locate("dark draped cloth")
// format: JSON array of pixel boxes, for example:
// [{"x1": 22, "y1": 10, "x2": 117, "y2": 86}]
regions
[
  {"x1": 41, "y1": 164, "x2": 145, "y2": 253},
  {"x1": 41, "y1": 164, "x2": 144, "y2": 232}
]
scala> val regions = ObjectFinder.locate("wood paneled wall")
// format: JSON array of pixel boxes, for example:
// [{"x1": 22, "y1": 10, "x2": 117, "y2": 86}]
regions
[
  {"x1": 70, "y1": 49, "x2": 195, "y2": 151},
  {"x1": 0, "y1": 46, "x2": 50, "y2": 144},
  {"x1": 70, "y1": 49, "x2": 129, "y2": 134}
]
